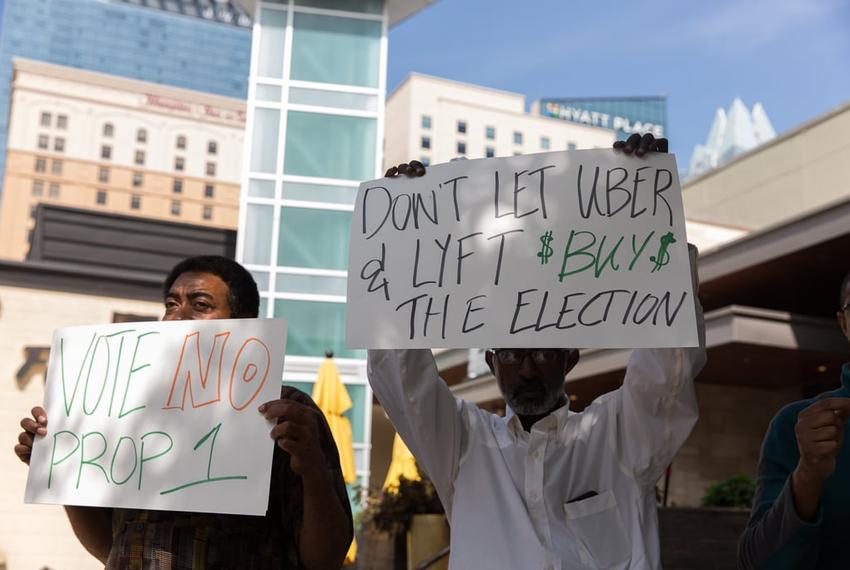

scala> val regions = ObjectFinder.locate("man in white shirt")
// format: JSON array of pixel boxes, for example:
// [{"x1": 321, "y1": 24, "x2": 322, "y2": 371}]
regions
[{"x1": 370, "y1": 134, "x2": 707, "y2": 569}]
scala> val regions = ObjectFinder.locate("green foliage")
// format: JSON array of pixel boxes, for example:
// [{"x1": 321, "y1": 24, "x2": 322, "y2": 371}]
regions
[
  {"x1": 360, "y1": 471, "x2": 444, "y2": 534},
  {"x1": 700, "y1": 474, "x2": 756, "y2": 508}
]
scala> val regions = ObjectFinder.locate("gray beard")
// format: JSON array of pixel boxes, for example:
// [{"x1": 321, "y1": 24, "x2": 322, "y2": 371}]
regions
[{"x1": 505, "y1": 389, "x2": 563, "y2": 416}]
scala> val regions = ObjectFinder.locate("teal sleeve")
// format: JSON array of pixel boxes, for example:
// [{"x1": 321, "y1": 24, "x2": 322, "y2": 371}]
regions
[{"x1": 737, "y1": 408, "x2": 822, "y2": 569}]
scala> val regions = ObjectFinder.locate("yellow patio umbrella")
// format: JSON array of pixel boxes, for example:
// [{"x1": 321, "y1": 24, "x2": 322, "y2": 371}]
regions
[
  {"x1": 383, "y1": 432, "x2": 420, "y2": 491},
  {"x1": 311, "y1": 353, "x2": 358, "y2": 564}
]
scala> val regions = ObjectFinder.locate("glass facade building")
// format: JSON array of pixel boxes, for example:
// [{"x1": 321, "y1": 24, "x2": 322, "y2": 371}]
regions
[
  {"x1": 0, "y1": 0, "x2": 252, "y2": 195},
  {"x1": 536, "y1": 96, "x2": 668, "y2": 141},
  {"x1": 238, "y1": 0, "x2": 386, "y2": 493}
]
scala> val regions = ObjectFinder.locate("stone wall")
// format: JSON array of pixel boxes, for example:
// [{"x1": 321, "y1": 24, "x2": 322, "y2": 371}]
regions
[
  {"x1": 667, "y1": 382, "x2": 804, "y2": 506},
  {"x1": 659, "y1": 507, "x2": 750, "y2": 569}
]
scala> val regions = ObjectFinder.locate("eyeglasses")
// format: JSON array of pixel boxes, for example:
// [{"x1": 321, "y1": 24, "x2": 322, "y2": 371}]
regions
[{"x1": 494, "y1": 349, "x2": 566, "y2": 366}]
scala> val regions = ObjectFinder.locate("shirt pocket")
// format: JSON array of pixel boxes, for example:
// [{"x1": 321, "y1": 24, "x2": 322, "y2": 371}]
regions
[{"x1": 564, "y1": 490, "x2": 631, "y2": 568}]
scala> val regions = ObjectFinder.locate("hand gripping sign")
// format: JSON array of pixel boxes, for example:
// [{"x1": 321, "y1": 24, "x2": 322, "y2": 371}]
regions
[
  {"x1": 25, "y1": 318, "x2": 287, "y2": 516},
  {"x1": 346, "y1": 150, "x2": 698, "y2": 349}
]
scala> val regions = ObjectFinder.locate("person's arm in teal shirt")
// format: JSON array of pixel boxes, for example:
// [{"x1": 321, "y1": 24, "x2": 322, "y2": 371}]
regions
[
  {"x1": 737, "y1": 410, "x2": 821, "y2": 570},
  {"x1": 739, "y1": 398, "x2": 850, "y2": 569}
]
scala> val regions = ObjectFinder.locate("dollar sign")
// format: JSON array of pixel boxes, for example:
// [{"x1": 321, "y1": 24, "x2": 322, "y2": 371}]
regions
[
  {"x1": 537, "y1": 230, "x2": 554, "y2": 264},
  {"x1": 649, "y1": 232, "x2": 676, "y2": 272}
]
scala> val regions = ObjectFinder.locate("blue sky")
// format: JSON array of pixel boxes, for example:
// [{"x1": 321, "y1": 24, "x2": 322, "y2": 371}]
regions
[{"x1": 387, "y1": 0, "x2": 850, "y2": 163}]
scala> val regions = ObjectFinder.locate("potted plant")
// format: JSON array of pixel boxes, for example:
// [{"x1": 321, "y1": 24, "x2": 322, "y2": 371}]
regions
[{"x1": 358, "y1": 472, "x2": 447, "y2": 570}]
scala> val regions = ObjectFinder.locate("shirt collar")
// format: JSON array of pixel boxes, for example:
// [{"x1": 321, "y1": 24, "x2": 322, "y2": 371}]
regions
[{"x1": 504, "y1": 400, "x2": 571, "y2": 435}]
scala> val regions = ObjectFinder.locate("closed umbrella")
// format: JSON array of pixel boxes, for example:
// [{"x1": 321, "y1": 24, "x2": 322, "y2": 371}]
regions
[
  {"x1": 311, "y1": 353, "x2": 357, "y2": 564},
  {"x1": 383, "y1": 432, "x2": 420, "y2": 491}
]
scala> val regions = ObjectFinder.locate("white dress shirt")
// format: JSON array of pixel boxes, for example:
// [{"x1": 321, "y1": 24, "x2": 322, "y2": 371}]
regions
[{"x1": 368, "y1": 333, "x2": 706, "y2": 569}]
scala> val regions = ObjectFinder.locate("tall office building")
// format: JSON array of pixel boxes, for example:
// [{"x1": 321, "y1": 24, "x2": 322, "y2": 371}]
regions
[
  {"x1": 234, "y1": 0, "x2": 434, "y2": 494},
  {"x1": 0, "y1": 58, "x2": 245, "y2": 260},
  {"x1": 385, "y1": 73, "x2": 616, "y2": 170},
  {"x1": 0, "y1": 0, "x2": 253, "y2": 196}
]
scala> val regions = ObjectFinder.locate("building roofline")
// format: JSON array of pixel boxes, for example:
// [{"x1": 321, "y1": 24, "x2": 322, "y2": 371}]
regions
[
  {"x1": 683, "y1": 98, "x2": 850, "y2": 188},
  {"x1": 535, "y1": 95, "x2": 667, "y2": 104},
  {"x1": 698, "y1": 192, "x2": 850, "y2": 282},
  {"x1": 12, "y1": 58, "x2": 246, "y2": 109},
  {"x1": 232, "y1": 0, "x2": 436, "y2": 27},
  {"x1": 388, "y1": 72, "x2": 526, "y2": 103}
]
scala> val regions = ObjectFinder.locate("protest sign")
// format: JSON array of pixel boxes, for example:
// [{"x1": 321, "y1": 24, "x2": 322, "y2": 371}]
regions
[
  {"x1": 346, "y1": 149, "x2": 698, "y2": 349},
  {"x1": 25, "y1": 318, "x2": 287, "y2": 516}
]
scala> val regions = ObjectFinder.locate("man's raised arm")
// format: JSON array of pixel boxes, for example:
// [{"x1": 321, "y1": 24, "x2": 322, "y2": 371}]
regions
[
  {"x1": 367, "y1": 349, "x2": 467, "y2": 509},
  {"x1": 611, "y1": 245, "x2": 708, "y2": 487}
]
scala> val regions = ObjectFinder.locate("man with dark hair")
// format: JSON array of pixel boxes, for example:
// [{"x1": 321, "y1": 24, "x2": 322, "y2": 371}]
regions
[
  {"x1": 163, "y1": 255, "x2": 261, "y2": 319},
  {"x1": 738, "y1": 270, "x2": 850, "y2": 568},
  {"x1": 15, "y1": 255, "x2": 353, "y2": 569}
]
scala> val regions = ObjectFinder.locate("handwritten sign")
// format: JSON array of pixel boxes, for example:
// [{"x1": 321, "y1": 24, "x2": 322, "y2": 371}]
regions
[
  {"x1": 346, "y1": 150, "x2": 698, "y2": 349},
  {"x1": 25, "y1": 318, "x2": 287, "y2": 516}
]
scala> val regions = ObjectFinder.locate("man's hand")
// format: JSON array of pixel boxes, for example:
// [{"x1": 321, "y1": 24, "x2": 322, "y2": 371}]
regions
[
  {"x1": 795, "y1": 398, "x2": 850, "y2": 482},
  {"x1": 259, "y1": 398, "x2": 327, "y2": 478},
  {"x1": 791, "y1": 397, "x2": 850, "y2": 520},
  {"x1": 14, "y1": 406, "x2": 47, "y2": 465},
  {"x1": 385, "y1": 159, "x2": 426, "y2": 178},
  {"x1": 613, "y1": 133, "x2": 669, "y2": 156}
]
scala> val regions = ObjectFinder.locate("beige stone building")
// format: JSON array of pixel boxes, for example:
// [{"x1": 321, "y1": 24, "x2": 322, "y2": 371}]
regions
[
  {"x1": 0, "y1": 58, "x2": 245, "y2": 261},
  {"x1": 383, "y1": 73, "x2": 616, "y2": 170},
  {"x1": 683, "y1": 99, "x2": 850, "y2": 231}
]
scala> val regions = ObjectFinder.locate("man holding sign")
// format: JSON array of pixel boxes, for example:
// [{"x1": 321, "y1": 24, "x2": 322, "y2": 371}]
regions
[
  {"x1": 362, "y1": 135, "x2": 706, "y2": 569},
  {"x1": 15, "y1": 256, "x2": 353, "y2": 569}
]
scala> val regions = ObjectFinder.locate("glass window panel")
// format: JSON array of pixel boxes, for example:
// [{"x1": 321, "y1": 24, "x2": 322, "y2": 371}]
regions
[
  {"x1": 281, "y1": 181, "x2": 358, "y2": 205},
  {"x1": 274, "y1": 299, "x2": 362, "y2": 358},
  {"x1": 291, "y1": 13, "x2": 381, "y2": 88},
  {"x1": 258, "y1": 9, "x2": 287, "y2": 78},
  {"x1": 243, "y1": 204, "x2": 274, "y2": 265},
  {"x1": 251, "y1": 270, "x2": 270, "y2": 291},
  {"x1": 276, "y1": 272, "x2": 348, "y2": 296},
  {"x1": 294, "y1": 0, "x2": 383, "y2": 14},
  {"x1": 277, "y1": 207, "x2": 351, "y2": 270},
  {"x1": 289, "y1": 87, "x2": 377, "y2": 111},
  {"x1": 259, "y1": 296, "x2": 270, "y2": 318},
  {"x1": 248, "y1": 178, "x2": 276, "y2": 198},
  {"x1": 344, "y1": 383, "x2": 366, "y2": 442},
  {"x1": 284, "y1": 111, "x2": 375, "y2": 180},
  {"x1": 354, "y1": 447, "x2": 367, "y2": 472},
  {"x1": 256, "y1": 84, "x2": 282, "y2": 102},
  {"x1": 272, "y1": 380, "x2": 365, "y2": 442},
  {"x1": 250, "y1": 108, "x2": 280, "y2": 174}
]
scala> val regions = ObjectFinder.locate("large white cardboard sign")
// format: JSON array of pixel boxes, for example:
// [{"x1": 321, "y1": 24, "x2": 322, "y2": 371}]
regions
[
  {"x1": 25, "y1": 318, "x2": 287, "y2": 516},
  {"x1": 347, "y1": 149, "x2": 698, "y2": 349}
]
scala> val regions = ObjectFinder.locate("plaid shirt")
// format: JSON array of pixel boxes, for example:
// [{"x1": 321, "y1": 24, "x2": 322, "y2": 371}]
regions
[{"x1": 105, "y1": 387, "x2": 352, "y2": 570}]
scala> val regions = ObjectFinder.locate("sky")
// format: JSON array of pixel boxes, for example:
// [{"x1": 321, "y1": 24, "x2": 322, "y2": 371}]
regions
[{"x1": 387, "y1": 0, "x2": 850, "y2": 163}]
